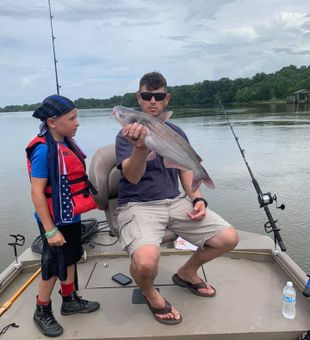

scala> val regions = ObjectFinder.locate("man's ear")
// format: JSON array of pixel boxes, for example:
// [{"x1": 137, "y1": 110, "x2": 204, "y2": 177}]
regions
[
  {"x1": 136, "y1": 92, "x2": 141, "y2": 105},
  {"x1": 164, "y1": 93, "x2": 171, "y2": 106}
]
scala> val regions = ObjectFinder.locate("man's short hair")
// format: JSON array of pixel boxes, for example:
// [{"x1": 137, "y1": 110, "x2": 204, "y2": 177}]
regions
[{"x1": 139, "y1": 72, "x2": 167, "y2": 91}]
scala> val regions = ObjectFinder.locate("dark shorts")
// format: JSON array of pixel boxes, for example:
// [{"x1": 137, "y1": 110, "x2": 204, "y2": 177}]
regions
[{"x1": 38, "y1": 221, "x2": 83, "y2": 281}]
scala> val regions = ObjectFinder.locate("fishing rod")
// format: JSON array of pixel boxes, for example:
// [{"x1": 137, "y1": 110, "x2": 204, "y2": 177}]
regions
[
  {"x1": 47, "y1": 0, "x2": 61, "y2": 94},
  {"x1": 303, "y1": 275, "x2": 310, "y2": 297},
  {"x1": 218, "y1": 101, "x2": 286, "y2": 252}
]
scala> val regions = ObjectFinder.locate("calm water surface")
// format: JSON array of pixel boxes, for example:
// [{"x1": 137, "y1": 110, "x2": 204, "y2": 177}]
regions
[{"x1": 0, "y1": 103, "x2": 309, "y2": 273}]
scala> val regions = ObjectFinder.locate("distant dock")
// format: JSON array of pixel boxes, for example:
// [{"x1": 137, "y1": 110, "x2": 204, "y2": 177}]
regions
[{"x1": 287, "y1": 89, "x2": 310, "y2": 104}]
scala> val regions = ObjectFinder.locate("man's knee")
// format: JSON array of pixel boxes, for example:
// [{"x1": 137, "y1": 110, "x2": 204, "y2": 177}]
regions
[
  {"x1": 206, "y1": 226, "x2": 239, "y2": 250},
  {"x1": 131, "y1": 245, "x2": 160, "y2": 276},
  {"x1": 224, "y1": 227, "x2": 239, "y2": 250}
]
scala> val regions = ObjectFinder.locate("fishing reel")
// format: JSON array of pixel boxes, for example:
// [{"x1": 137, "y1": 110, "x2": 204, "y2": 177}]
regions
[{"x1": 258, "y1": 193, "x2": 285, "y2": 210}]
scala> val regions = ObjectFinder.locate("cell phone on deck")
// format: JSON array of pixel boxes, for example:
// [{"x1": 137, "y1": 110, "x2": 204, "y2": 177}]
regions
[{"x1": 112, "y1": 273, "x2": 133, "y2": 286}]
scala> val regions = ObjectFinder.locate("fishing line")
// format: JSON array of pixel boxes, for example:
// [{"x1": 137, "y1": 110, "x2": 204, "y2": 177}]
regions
[{"x1": 218, "y1": 101, "x2": 286, "y2": 252}]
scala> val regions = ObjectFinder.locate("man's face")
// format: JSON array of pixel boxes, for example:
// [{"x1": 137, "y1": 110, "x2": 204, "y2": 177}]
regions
[{"x1": 136, "y1": 85, "x2": 171, "y2": 117}]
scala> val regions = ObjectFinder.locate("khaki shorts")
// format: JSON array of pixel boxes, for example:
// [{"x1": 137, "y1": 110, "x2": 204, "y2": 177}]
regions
[{"x1": 116, "y1": 194, "x2": 231, "y2": 255}]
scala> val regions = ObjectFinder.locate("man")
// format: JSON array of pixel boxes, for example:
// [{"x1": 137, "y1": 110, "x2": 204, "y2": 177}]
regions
[
  {"x1": 115, "y1": 72, "x2": 239, "y2": 324},
  {"x1": 26, "y1": 95, "x2": 100, "y2": 337}
]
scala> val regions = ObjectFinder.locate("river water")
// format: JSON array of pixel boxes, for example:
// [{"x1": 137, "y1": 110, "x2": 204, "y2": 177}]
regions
[{"x1": 0, "y1": 103, "x2": 309, "y2": 273}]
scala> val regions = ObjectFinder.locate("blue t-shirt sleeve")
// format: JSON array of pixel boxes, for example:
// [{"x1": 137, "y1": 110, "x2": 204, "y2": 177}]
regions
[{"x1": 31, "y1": 144, "x2": 48, "y2": 178}]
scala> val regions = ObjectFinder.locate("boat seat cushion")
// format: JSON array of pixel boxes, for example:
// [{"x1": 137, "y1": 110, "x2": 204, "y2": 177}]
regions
[{"x1": 89, "y1": 145, "x2": 177, "y2": 243}]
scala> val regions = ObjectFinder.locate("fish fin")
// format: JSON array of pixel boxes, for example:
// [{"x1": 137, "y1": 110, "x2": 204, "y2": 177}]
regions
[
  {"x1": 203, "y1": 178, "x2": 215, "y2": 189},
  {"x1": 191, "y1": 173, "x2": 215, "y2": 192},
  {"x1": 163, "y1": 158, "x2": 191, "y2": 171},
  {"x1": 147, "y1": 151, "x2": 157, "y2": 161},
  {"x1": 158, "y1": 110, "x2": 173, "y2": 122}
]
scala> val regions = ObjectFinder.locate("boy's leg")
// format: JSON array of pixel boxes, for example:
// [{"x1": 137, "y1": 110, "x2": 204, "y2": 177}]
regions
[
  {"x1": 34, "y1": 276, "x2": 63, "y2": 337},
  {"x1": 60, "y1": 264, "x2": 100, "y2": 316}
]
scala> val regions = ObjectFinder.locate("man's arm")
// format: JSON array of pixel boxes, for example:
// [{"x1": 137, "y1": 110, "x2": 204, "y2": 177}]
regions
[
  {"x1": 122, "y1": 147, "x2": 149, "y2": 184},
  {"x1": 120, "y1": 123, "x2": 149, "y2": 184},
  {"x1": 179, "y1": 170, "x2": 203, "y2": 199},
  {"x1": 179, "y1": 169, "x2": 206, "y2": 221}
]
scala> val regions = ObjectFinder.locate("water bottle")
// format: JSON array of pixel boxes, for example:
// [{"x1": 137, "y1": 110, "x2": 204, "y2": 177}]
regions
[{"x1": 282, "y1": 281, "x2": 296, "y2": 319}]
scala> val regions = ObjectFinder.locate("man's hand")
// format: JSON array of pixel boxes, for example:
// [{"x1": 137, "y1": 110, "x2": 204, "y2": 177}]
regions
[
  {"x1": 187, "y1": 200, "x2": 206, "y2": 221},
  {"x1": 122, "y1": 123, "x2": 148, "y2": 148}
]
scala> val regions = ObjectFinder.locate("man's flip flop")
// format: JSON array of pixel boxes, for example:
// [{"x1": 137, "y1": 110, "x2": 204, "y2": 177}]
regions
[
  {"x1": 172, "y1": 273, "x2": 216, "y2": 297},
  {"x1": 144, "y1": 296, "x2": 182, "y2": 325}
]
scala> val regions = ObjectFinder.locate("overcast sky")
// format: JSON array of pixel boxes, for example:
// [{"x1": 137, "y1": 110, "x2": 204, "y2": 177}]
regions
[{"x1": 0, "y1": 0, "x2": 309, "y2": 107}]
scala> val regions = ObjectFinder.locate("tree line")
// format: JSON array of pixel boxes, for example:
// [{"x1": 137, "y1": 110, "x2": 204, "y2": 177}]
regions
[{"x1": 1, "y1": 64, "x2": 309, "y2": 113}]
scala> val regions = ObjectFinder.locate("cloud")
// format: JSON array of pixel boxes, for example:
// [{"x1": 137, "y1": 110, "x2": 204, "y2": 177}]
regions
[
  {"x1": 163, "y1": 35, "x2": 190, "y2": 42},
  {"x1": 222, "y1": 27, "x2": 258, "y2": 41},
  {"x1": 276, "y1": 11, "x2": 309, "y2": 29},
  {"x1": 22, "y1": 71, "x2": 49, "y2": 87},
  {"x1": 271, "y1": 47, "x2": 310, "y2": 56}
]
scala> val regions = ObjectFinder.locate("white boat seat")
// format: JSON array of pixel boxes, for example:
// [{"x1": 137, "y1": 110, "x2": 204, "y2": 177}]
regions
[{"x1": 88, "y1": 144, "x2": 177, "y2": 244}]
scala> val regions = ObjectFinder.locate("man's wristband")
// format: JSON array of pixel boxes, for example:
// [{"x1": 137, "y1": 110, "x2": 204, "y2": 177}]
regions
[
  {"x1": 45, "y1": 227, "x2": 59, "y2": 239},
  {"x1": 192, "y1": 197, "x2": 208, "y2": 208}
]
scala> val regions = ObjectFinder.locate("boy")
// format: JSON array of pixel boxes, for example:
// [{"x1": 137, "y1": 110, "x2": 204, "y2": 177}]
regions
[{"x1": 26, "y1": 95, "x2": 100, "y2": 337}]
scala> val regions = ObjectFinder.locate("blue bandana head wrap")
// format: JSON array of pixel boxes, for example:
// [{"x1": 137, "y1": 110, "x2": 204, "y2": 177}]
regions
[{"x1": 33, "y1": 94, "x2": 76, "y2": 121}]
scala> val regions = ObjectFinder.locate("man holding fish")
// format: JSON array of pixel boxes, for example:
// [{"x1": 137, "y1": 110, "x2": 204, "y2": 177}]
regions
[{"x1": 114, "y1": 72, "x2": 239, "y2": 325}]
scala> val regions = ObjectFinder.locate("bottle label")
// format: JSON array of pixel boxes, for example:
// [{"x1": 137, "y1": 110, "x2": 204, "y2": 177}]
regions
[{"x1": 283, "y1": 295, "x2": 296, "y2": 303}]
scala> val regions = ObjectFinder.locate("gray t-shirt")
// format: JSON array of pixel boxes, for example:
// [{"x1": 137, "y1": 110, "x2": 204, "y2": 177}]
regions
[{"x1": 115, "y1": 121, "x2": 189, "y2": 206}]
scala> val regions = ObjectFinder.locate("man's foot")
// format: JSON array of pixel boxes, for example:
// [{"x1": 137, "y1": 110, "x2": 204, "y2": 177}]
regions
[
  {"x1": 172, "y1": 272, "x2": 216, "y2": 297},
  {"x1": 61, "y1": 291, "x2": 100, "y2": 316},
  {"x1": 143, "y1": 289, "x2": 182, "y2": 325},
  {"x1": 33, "y1": 301, "x2": 63, "y2": 337}
]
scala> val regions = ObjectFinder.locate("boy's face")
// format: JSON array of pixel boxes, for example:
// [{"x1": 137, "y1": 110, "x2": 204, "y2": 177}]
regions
[
  {"x1": 136, "y1": 86, "x2": 170, "y2": 117},
  {"x1": 48, "y1": 108, "x2": 79, "y2": 140}
]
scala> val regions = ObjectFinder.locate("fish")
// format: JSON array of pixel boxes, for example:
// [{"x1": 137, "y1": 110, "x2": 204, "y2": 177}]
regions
[{"x1": 112, "y1": 106, "x2": 215, "y2": 192}]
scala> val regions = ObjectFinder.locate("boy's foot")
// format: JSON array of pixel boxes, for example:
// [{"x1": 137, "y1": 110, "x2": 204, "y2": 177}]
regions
[
  {"x1": 61, "y1": 291, "x2": 100, "y2": 315},
  {"x1": 33, "y1": 301, "x2": 63, "y2": 337}
]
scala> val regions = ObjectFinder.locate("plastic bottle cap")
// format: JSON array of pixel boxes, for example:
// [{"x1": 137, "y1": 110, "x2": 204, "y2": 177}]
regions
[{"x1": 287, "y1": 281, "x2": 293, "y2": 287}]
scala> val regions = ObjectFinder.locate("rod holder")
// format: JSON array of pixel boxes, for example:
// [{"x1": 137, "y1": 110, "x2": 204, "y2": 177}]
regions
[{"x1": 8, "y1": 234, "x2": 25, "y2": 269}]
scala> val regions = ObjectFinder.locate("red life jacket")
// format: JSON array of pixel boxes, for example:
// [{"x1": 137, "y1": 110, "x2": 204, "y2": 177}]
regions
[{"x1": 26, "y1": 136, "x2": 98, "y2": 220}]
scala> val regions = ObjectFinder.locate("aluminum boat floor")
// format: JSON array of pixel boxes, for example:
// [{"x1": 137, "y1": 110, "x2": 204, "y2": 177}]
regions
[{"x1": 1, "y1": 244, "x2": 310, "y2": 340}]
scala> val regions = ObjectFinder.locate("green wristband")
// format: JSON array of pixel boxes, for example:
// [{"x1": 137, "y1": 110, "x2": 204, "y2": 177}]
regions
[{"x1": 45, "y1": 227, "x2": 58, "y2": 239}]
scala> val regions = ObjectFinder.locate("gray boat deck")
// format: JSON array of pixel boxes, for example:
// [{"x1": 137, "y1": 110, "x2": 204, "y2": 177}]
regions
[{"x1": 0, "y1": 230, "x2": 309, "y2": 339}]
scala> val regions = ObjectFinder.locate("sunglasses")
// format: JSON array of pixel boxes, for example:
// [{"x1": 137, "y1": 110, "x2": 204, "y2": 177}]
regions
[{"x1": 140, "y1": 92, "x2": 167, "y2": 101}]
